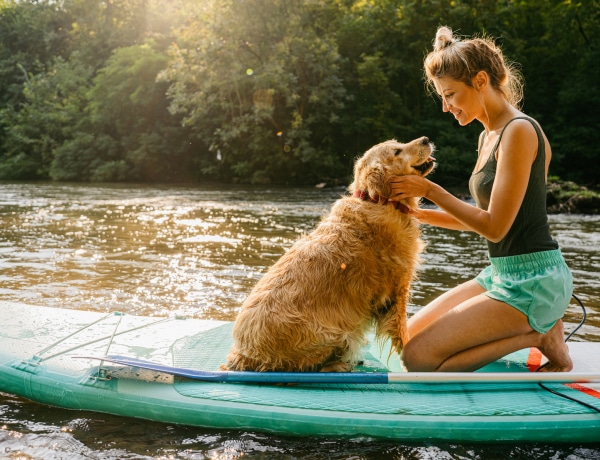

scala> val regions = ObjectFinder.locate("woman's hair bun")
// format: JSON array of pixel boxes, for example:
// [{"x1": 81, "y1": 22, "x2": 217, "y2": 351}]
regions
[{"x1": 434, "y1": 26, "x2": 454, "y2": 51}]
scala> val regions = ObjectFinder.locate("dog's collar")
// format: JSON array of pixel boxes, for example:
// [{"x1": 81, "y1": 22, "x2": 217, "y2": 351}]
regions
[{"x1": 353, "y1": 191, "x2": 410, "y2": 214}]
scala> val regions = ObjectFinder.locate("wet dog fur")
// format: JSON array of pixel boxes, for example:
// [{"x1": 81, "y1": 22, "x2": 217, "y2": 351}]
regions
[{"x1": 221, "y1": 137, "x2": 435, "y2": 372}]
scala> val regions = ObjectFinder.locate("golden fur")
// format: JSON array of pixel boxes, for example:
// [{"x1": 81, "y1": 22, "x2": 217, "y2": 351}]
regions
[{"x1": 221, "y1": 137, "x2": 436, "y2": 372}]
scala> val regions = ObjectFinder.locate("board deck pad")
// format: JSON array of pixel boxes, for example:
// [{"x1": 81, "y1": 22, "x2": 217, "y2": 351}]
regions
[{"x1": 166, "y1": 321, "x2": 599, "y2": 417}]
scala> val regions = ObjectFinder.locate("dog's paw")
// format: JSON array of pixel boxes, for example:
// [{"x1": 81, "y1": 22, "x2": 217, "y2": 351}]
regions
[{"x1": 320, "y1": 361, "x2": 352, "y2": 373}]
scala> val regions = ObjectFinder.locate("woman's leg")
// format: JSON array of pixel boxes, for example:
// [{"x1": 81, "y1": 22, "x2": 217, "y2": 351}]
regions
[
  {"x1": 402, "y1": 286, "x2": 573, "y2": 372},
  {"x1": 536, "y1": 320, "x2": 573, "y2": 372},
  {"x1": 407, "y1": 279, "x2": 485, "y2": 339}
]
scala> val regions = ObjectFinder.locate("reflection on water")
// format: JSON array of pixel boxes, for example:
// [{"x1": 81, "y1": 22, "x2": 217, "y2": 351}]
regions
[
  {"x1": 0, "y1": 183, "x2": 334, "y2": 320},
  {"x1": 1, "y1": 182, "x2": 599, "y2": 459}
]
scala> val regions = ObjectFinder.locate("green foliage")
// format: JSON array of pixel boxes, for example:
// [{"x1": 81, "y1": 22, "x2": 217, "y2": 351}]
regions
[
  {"x1": 542, "y1": 1, "x2": 600, "y2": 185},
  {"x1": 160, "y1": 0, "x2": 348, "y2": 184},
  {"x1": 85, "y1": 43, "x2": 195, "y2": 182},
  {"x1": 547, "y1": 177, "x2": 600, "y2": 214},
  {"x1": 0, "y1": 0, "x2": 71, "y2": 105},
  {"x1": 0, "y1": 0, "x2": 598, "y2": 187},
  {"x1": 50, "y1": 133, "x2": 117, "y2": 181},
  {"x1": 0, "y1": 57, "x2": 93, "y2": 179}
]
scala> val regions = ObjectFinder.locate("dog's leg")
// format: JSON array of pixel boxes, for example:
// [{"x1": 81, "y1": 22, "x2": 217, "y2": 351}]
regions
[
  {"x1": 220, "y1": 347, "x2": 246, "y2": 371},
  {"x1": 375, "y1": 283, "x2": 410, "y2": 356},
  {"x1": 396, "y1": 284, "x2": 410, "y2": 347}
]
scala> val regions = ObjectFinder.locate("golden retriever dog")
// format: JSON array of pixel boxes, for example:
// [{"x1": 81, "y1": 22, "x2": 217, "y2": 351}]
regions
[{"x1": 221, "y1": 137, "x2": 435, "y2": 372}]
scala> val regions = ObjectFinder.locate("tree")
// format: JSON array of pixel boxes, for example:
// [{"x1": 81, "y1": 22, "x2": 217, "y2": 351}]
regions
[
  {"x1": 62, "y1": 0, "x2": 150, "y2": 66},
  {"x1": 0, "y1": 0, "x2": 71, "y2": 105},
  {"x1": 0, "y1": 0, "x2": 73, "y2": 177},
  {"x1": 0, "y1": 0, "x2": 598, "y2": 187},
  {"x1": 161, "y1": 0, "x2": 348, "y2": 184},
  {"x1": 0, "y1": 57, "x2": 92, "y2": 179},
  {"x1": 0, "y1": 0, "x2": 192, "y2": 182},
  {"x1": 48, "y1": 43, "x2": 195, "y2": 182},
  {"x1": 83, "y1": 43, "x2": 193, "y2": 181},
  {"x1": 539, "y1": 0, "x2": 600, "y2": 186}
]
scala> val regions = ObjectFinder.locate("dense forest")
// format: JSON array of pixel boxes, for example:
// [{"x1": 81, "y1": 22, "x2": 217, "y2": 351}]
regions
[{"x1": 0, "y1": 0, "x2": 597, "y2": 188}]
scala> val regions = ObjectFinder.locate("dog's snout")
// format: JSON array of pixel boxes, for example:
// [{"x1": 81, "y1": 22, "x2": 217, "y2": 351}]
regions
[{"x1": 421, "y1": 137, "x2": 429, "y2": 145}]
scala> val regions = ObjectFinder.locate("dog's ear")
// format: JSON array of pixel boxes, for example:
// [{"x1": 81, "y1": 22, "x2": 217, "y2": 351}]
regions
[
  {"x1": 365, "y1": 165, "x2": 390, "y2": 198},
  {"x1": 352, "y1": 151, "x2": 391, "y2": 198}
]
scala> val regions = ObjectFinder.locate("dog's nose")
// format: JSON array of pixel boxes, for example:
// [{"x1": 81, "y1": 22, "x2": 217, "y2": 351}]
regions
[{"x1": 421, "y1": 137, "x2": 429, "y2": 145}]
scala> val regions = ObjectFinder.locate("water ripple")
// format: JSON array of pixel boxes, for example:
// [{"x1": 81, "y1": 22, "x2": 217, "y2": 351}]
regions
[{"x1": 0, "y1": 183, "x2": 599, "y2": 458}]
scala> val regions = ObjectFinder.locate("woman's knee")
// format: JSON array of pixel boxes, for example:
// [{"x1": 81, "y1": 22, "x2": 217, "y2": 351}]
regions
[{"x1": 400, "y1": 338, "x2": 438, "y2": 372}]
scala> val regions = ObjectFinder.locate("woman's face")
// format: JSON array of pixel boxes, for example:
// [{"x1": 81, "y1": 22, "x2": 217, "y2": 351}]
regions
[{"x1": 434, "y1": 76, "x2": 481, "y2": 126}]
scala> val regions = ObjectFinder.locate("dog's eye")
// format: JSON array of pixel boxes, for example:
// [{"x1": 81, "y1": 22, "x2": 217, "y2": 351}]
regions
[{"x1": 394, "y1": 148, "x2": 402, "y2": 156}]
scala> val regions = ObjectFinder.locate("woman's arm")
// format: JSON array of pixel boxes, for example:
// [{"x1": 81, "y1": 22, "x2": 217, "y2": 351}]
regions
[{"x1": 410, "y1": 208, "x2": 471, "y2": 231}]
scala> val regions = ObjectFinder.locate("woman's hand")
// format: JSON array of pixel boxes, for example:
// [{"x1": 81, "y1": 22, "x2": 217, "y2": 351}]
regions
[
  {"x1": 389, "y1": 175, "x2": 432, "y2": 200},
  {"x1": 389, "y1": 176, "x2": 471, "y2": 231}
]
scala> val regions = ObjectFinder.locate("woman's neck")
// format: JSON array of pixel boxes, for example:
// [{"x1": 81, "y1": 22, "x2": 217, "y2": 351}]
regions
[{"x1": 478, "y1": 91, "x2": 521, "y2": 133}]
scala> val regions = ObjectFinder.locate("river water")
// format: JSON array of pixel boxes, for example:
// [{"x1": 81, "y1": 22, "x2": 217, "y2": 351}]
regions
[{"x1": 0, "y1": 182, "x2": 598, "y2": 459}]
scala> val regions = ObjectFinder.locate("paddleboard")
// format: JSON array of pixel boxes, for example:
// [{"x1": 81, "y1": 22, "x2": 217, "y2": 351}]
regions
[{"x1": 1, "y1": 301, "x2": 599, "y2": 442}]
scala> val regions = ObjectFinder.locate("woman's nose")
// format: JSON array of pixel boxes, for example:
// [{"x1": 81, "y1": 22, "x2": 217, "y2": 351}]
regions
[{"x1": 442, "y1": 98, "x2": 450, "y2": 112}]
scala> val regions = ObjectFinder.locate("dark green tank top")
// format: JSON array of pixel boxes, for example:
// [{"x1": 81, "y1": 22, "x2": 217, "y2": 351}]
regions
[{"x1": 468, "y1": 117, "x2": 558, "y2": 257}]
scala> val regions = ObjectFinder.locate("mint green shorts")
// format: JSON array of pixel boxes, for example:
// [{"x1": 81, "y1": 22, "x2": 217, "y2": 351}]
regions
[{"x1": 475, "y1": 249, "x2": 573, "y2": 333}]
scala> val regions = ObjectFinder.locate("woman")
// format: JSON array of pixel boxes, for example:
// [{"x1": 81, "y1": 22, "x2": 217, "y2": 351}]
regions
[{"x1": 390, "y1": 26, "x2": 573, "y2": 373}]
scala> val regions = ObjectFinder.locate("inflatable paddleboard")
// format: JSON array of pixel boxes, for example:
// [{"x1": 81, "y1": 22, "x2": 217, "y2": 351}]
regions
[{"x1": 1, "y1": 301, "x2": 599, "y2": 442}]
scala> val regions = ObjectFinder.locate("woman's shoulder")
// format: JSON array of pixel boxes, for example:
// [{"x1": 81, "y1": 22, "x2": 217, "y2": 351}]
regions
[
  {"x1": 497, "y1": 116, "x2": 542, "y2": 157},
  {"x1": 504, "y1": 115, "x2": 541, "y2": 132},
  {"x1": 500, "y1": 115, "x2": 544, "y2": 143},
  {"x1": 499, "y1": 115, "x2": 550, "y2": 165}
]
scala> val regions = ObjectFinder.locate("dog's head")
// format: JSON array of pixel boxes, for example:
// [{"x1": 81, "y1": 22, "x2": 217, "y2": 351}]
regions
[{"x1": 350, "y1": 137, "x2": 436, "y2": 205}]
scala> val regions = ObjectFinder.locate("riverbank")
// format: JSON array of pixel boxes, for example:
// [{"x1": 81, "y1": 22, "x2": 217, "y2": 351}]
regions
[{"x1": 547, "y1": 179, "x2": 600, "y2": 214}]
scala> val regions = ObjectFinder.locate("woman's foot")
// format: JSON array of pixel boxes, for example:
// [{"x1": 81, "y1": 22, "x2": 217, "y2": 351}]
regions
[{"x1": 537, "y1": 320, "x2": 573, "y2": 372}]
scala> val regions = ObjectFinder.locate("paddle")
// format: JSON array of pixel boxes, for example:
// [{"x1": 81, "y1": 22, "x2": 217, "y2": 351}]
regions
[{"x1": 80, "y1": 354, "x2": 600, "y2": 384}]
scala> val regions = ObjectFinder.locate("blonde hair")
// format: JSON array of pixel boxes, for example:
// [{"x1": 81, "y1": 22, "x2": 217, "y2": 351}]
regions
[{"x1": 424, "y1": 26, "x2": 524, "y2": 108}]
